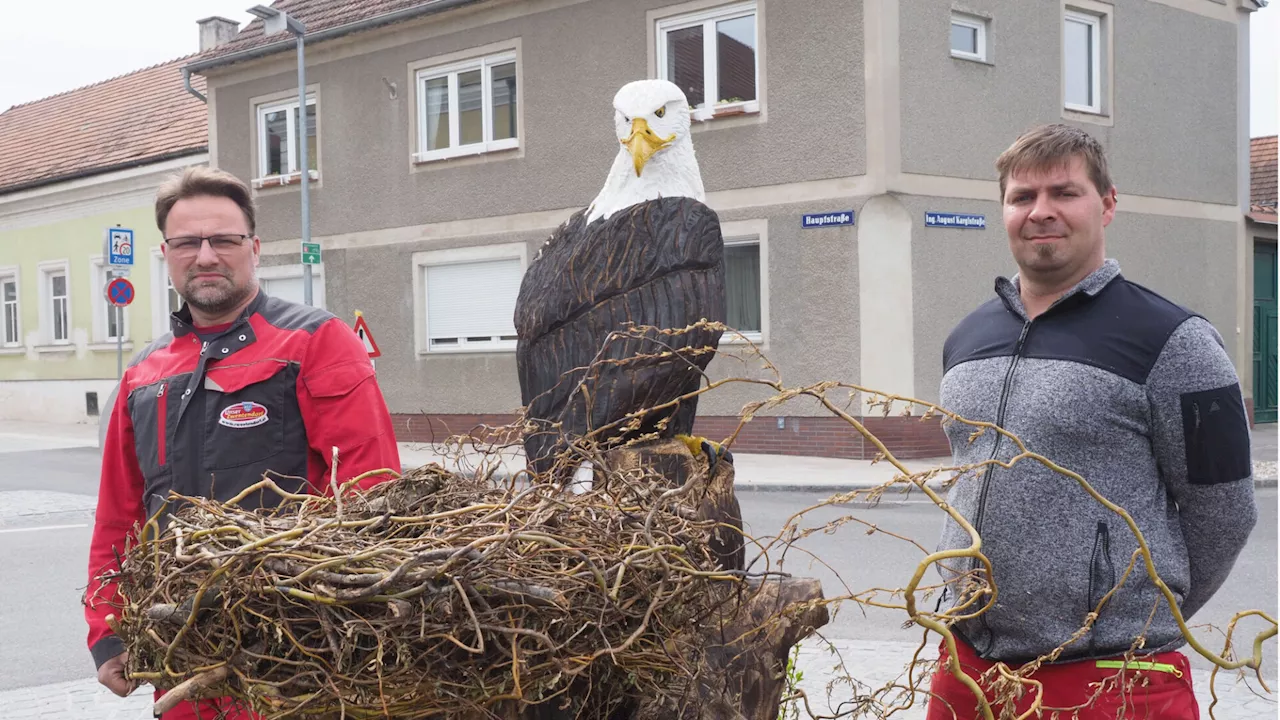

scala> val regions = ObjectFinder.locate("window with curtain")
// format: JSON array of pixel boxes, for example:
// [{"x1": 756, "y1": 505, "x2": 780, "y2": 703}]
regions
[
  {"x1": 416, "y1": 51, "x2": 519, "y2": 162},
  {"x1": 1064, "y1": 9, "x2": 1102, "y2": 113},
  {"x1": 724, "y1": 242, "x2": 761, "y2": 337}
]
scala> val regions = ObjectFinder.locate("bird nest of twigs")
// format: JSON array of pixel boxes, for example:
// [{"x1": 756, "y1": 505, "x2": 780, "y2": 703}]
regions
[{"x1": 101, "y1": 453, "x2": 759, "y2": 719}]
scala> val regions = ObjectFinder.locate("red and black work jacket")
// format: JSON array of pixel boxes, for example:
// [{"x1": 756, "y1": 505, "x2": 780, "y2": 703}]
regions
[{"x1": 84, "y1": 290, "x2": 401, "y2": 683}]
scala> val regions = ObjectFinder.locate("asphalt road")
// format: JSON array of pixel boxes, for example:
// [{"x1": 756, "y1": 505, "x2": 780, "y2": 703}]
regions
[
  {"x1": 1, "y1": 446, "x2": 103, "y2": 690},
  {"x1": 1, "y1": 446, "x2": 1274, "y2": 693},
  {"x1": 740, "y1": 489, "x2": 1279, "y2": 678}
]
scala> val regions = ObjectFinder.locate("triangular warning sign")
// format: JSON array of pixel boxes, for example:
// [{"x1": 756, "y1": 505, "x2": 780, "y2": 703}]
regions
[{"x1": 353, "y1": 312, "x2": 381, "y2": 358}]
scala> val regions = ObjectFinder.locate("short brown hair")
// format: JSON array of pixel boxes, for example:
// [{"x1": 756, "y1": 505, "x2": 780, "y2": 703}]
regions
[
  {"x1": 154, "y1": 166, "x2": 256, "y2": 236},
  {"x1": 995, "y1": 123, "x2": 1113, "y2": 201}
]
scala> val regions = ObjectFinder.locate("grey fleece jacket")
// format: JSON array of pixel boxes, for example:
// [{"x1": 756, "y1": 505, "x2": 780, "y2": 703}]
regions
[{"x1": 936, "y1": 259, "x2": 1258, "y2": 663}]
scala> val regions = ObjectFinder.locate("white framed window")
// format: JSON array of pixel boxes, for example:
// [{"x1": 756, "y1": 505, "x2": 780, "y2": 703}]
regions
[
  {"x1": 255, "y1": 94, "x2": 318, "y2": 185},
  {"x1": 0, "y1": 266, "x2": 20, "y2": 347},
  {"x1": 414, "y1": 52, "x2": 520, "y2": 162},
  {"x1": 412, "y1": 243, "x2": 527, "y2": 354},
  {"x1": 90, "y1": 257, "x2": 129, "y2": 344},
  {"x1": 724, "y1": 239, "x2": 763, "y2": 343},
  {"x1": 1064, "y1": 9, "x2": 1102, "y2": 113},
  {"x1": 259, "y1": 264, "x2": 327, "y2": 309},
  {"x1": 151, "y1": 249, "x2": 184, "y2": 339},
  {"x1": 657, "y1": 1, "x2": 760, "y2": 122},
  {"x1": 950, "y1": 12, "x2": 987, "y2": 62},
  {"x1": 37, "y1": 259, "x2": 71, "y2": 345}
]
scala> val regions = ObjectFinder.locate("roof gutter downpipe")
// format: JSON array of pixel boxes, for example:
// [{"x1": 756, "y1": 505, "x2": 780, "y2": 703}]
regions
[{"x1": 183, "y1": 67, "x2": 208, "y2": 104}]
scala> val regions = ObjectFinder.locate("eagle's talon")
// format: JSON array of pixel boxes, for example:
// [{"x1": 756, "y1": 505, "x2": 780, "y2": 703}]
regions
[{"x1": 676, "y1": 434, "x2": 733, "y2": 472}]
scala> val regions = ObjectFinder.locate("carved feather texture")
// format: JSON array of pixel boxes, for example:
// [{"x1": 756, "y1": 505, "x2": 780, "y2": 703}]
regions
[{"x1": 515, "y1": 197, "x2": 726, "y2": 475}]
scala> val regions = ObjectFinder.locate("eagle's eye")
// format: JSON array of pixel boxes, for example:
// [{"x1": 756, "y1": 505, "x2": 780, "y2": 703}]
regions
[{"x1": 654, "y1": 107, "x2": 666, "y2": 119}]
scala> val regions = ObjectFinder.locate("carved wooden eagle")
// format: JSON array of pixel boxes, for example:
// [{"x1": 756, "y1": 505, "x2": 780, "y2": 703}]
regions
[{"x1": 514, "y1": 79, "x2": 727, "y2": 478}]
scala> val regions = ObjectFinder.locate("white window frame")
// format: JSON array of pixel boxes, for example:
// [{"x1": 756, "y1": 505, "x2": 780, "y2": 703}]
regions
[
  {"x1": 0, "y1": 266, "x2": 21, "y2": 349},
  {"x1": 656, "y1": 1, "x2": 761, "y2": 123},
  {"x1": 37, "y1": 259, "x2": 71, "y2": 346},
  {"x1": 254, "y1": 94, "x2": 319, "y2": 186},
  {"x1": 150, "y1": 248, "x2": 182, "y2": 339},
  {"x1": 89, "y1": 256, "x2": 130, "y2": 345},
  {"x1": 1063, "y1": 8, "x2": 1102, "y2": 114},
  {"x1": 950, "y1": 12, "x2": 988, "y2": 62},
  {"x1": 414, "y1": 52, "x2": 520, "y2": 163},
  {"x1": 412, "y1": 243, "x2": 528, "y2": 355},
  {"x1": 258, "y1": 263, "x2": 327, "y2": 310},
  {"x1": 720, "y1": 219, "x2": 769, "y2": 345}
]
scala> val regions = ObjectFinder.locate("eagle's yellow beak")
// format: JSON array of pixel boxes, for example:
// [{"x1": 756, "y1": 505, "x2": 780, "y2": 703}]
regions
[{"x1": 622, "y1": 118, "x2": 674, "y2": 177}]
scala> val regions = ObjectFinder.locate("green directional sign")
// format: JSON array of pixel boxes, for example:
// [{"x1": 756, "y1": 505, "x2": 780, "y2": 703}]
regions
[{"x1": 301, "y1": 242, "x2": 321, "y2": 265}]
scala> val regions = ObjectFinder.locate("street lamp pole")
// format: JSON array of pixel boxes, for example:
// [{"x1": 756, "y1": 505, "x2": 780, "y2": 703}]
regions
[
  {"x1": 296, "y1": 30, "x2": 312, "y2": 306},
  {"x1": 247, "y1": 5, "x2": 313, "y2": 306}
]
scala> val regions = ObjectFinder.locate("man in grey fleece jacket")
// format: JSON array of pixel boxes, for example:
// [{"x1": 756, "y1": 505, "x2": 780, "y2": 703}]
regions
[{"x1": 925, "y1": 124, "x2": 1257, "y2": 720}]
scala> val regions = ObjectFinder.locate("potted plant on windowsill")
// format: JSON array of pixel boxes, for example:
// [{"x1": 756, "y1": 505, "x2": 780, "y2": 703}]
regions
[{"x1": 712, "y1": 98, "x2": 748, "y2": 118}]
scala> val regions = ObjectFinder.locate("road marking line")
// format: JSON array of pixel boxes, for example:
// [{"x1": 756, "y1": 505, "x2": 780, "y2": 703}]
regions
[{"x1": 0, "y1": 523, "x2": 90, "y2": 534}]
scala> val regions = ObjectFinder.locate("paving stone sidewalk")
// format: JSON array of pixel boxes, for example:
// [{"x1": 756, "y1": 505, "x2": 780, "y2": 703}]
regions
[{"x1": 4, "y1": 639, "x2": 1273, "y2": 719}]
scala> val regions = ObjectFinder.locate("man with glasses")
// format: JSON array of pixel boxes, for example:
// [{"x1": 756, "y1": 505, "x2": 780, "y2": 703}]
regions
[{"x1": 85, "y1": 166, "x2": 401, "y2": 719}]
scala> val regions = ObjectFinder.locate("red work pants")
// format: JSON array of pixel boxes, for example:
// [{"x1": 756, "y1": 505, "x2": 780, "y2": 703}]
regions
[
  {"x1": 924, "y1": 636, "x2": 1198, "y2": 720},
  {"x1": 152, "y1": 690, "x2": 261, "y2": 720}
]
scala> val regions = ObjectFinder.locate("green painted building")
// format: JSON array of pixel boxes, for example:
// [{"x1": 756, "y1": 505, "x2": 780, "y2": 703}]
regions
[{"x1": 0, "y1": 56, "x2": 209, "y2": 424}]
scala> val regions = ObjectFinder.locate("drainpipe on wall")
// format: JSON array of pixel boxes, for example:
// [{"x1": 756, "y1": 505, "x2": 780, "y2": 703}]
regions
[{"x1": 182, "y1": 67, "x2": 207, "y2": 104}]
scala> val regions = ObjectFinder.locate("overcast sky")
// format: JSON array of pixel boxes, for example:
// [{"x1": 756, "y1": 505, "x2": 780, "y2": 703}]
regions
[{"x1": 0, "y1": 1, "x2": 1276, "y2": 137}]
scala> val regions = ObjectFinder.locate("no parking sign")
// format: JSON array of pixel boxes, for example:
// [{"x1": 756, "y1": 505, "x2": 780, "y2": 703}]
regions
[{"x1": 107, "y1": 277, "x2": 135, "y2": 307}]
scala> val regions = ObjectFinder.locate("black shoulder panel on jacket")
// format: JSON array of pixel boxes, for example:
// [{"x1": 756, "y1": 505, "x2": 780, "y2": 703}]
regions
[
  {"x1": 1023, "y1": 279, "x2": 1194, "y2": 384},
  {"x1": 943, "y1": 298, "x2": 1023, "y2": 373},
  {"x1": 256, "y1": 293, "x2": 336, "y2": 334}
]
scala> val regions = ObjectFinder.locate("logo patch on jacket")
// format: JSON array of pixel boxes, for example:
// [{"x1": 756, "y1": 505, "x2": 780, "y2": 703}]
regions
[{"x1": 219, "y1": 401, "x2": 269, "y2": 428}]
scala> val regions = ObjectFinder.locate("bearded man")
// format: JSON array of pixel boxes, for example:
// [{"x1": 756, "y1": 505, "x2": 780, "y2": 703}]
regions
[{"x1": 85, "y1": 166, "x2": 401, "y2": 719}]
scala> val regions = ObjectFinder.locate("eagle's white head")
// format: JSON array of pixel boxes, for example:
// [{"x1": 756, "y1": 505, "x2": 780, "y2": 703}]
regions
[{"x1": 585, "y1": 79, "x2": 705, "y2": 224}]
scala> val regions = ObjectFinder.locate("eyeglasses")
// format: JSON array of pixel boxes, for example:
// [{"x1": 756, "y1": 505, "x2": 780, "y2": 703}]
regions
[{"x1": 164, "y1": 234, "x2": 252, "y2": 256}]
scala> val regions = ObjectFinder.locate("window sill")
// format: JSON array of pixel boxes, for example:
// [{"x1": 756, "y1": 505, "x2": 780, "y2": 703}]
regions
[
  {"x1": 412, "y1": 144, "x2": 521, "y2": 169},
  {"x1": 691, "y1": 106, "x2": 763, "y2": 132},
  {"x1": 89, "y1": 342, "x2": 133, "y2": 352},
  {"x1": 692, "y1": 103, "x2": 760, "y2": 121},
  {"x1": 951, "y1": 54, "x2": 993, "y2": 66},
  {"x1": 33, "y1": 344, "x2": 74, "y2": 354},
  {"x1": 253, "y1": 170, "x2": 320, "y2": 190},
  {"x1": 418, "y1": 345, "x2": 516, "y2": 356},
  {"x1": 1062, "y1": 107, "x2": 1112, "y2": 127},
  {"x1": 721, "y1": 332, "x2": 765, "y2": 346},
  {"x1": 0, "y1": 346, "x2": 25, "y2": 356}
]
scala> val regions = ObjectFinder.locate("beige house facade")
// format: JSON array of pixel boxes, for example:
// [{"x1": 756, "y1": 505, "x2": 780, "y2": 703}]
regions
[{"x1": 187, "y1": 0, "x2": 1265, "y2": 457}]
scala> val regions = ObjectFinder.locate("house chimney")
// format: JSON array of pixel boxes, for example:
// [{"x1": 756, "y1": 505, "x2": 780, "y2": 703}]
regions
[{"x1": 197, "y1": 16, "x2": 240, "y2": 51}]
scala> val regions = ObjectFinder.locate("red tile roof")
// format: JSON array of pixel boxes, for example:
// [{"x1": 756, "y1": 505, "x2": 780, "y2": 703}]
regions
[
  {"x1": 189, "y1": 0, "x2": 476, "y2": 70},
  {"x1": 0, "y1": 56, "x2": 207, "y2": 195},
  {"x1": 1251, "y1": 135, "x2": 1277, "y2": 224},
  {"x1": 1251, "y1": 135, "x2": 1277, "y2": 214}
]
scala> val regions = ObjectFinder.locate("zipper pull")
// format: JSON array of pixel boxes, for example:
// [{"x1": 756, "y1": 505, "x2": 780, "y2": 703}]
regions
[
  {"x1": 1192, "y1": 402, "x2": 1201, "y2": 431},
  {"x1": 157, "y1": 382, "x2": 166, "y2": 398}
]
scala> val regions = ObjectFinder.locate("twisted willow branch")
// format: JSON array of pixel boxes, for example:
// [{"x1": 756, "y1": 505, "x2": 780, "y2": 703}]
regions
[
  {"x1": 90, "y1": 321, "x2": 1273, "y2": 720},
  {"x1": 502, "y1": 322, "x2": 1276, "y2": 719}
]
